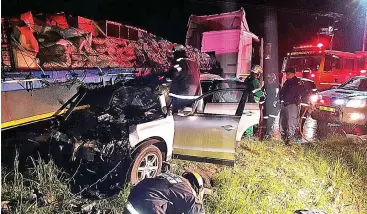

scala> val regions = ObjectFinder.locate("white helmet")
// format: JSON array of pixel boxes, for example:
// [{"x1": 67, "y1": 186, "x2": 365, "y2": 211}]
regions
[
  {"x1": 173, "y1": 44, "x2": 185, "y2": 53},
  {"x1": 251, "y1": 65, "x2": 263, "y2": 74}
]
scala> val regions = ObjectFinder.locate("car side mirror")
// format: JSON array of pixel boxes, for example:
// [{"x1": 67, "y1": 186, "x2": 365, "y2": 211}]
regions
[{"x1": 177, "y1": 107, "x2": 194, "y2": 116}]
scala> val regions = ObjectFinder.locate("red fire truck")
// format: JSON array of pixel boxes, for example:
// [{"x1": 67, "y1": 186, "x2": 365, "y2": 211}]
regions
[{"x1": 282, "y1": 44, "x2": 367, "y2": 90}]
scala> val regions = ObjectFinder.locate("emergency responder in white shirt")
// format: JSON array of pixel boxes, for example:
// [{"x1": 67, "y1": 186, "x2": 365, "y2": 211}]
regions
[
  {"x1": 168, "y1": 45, "x2": 202, "y2": 113},
  {"x1": 124, "y1": 171, "x2": 206, "y2": 214}
]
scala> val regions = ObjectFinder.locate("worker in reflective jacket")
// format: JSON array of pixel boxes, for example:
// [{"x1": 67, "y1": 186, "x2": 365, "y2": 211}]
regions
[
  {"x1": 243, "y1": 65, "x2": 265, "y2": 136},
  {"x1": 124, "y1": 171, "x2": 206, "y2": 214},
  {"x1": 168, "y1": 45, "x2": 202, "y2": 113}
]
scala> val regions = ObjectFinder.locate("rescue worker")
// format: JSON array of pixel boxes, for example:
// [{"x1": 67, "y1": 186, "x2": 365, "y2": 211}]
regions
[
  {"x1": 279, "y1": 67, "x2": 302, "y2": 145},
  {"x1": 168, "y1": 44, "x2": 202, "y2": 113},
  {"x1": 243, "y1": 65, "x2": 266, "y2": 137},
  {"x1": 124, "y1": 171, "x2": 206, "y2": 214}
]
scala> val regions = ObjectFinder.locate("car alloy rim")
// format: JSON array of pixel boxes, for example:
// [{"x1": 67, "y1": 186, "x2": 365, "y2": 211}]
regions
[{"x1": 137, "y1": 153, "x2": 159, "y2": 181}]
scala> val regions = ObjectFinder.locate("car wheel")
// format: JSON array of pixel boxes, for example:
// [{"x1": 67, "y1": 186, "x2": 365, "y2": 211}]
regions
[{"x1": 130, "y1": 145, "x2": 162, "y2": 185}]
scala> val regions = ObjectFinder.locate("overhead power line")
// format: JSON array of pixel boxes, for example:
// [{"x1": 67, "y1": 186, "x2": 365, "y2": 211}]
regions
[{"x1": 187, "y1": 0, "x2": 344, "y2": 20}]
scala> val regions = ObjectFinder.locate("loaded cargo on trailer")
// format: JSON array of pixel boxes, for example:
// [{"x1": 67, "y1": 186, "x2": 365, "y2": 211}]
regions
[{"x1": 1, "y1": 11, "x2": 212, "y2": 130}]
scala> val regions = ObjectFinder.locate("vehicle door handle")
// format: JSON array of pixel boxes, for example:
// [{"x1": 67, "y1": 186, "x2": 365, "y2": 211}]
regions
[{"x1": 221, "y1": 125, "x2": 235, "y2": 131}]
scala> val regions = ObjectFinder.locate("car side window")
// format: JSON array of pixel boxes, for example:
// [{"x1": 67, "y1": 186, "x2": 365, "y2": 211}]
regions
[
  {"x1": 212, "y1": 90, "x2": 243, "y2": 103},
  {"x1": 201, "y1": 89, "x2": 245, "y2": 115}
]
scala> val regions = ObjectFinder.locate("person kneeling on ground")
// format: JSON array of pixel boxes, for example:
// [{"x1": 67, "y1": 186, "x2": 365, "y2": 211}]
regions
[{"x1": 124, "y1": 171, "x2": 206, "y2": 214}]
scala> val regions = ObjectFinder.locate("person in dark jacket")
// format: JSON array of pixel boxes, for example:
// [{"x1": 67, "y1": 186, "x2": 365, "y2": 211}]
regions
[
  {"x1": 168, "y1": 45, "x2": 202, "y2": 113},
  {"x1": 279, "y1": 67, "x2": 302, "y2": 145},
  {"x1": 125, "y1": 171, "x2": 206, "y2": 214}
]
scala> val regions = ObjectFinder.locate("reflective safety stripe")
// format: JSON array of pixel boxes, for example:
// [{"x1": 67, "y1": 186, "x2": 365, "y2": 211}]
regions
[
  {"x1": 320, "y1": 82, "x2": 341, "y2": 85},
  {"x1": 259, "y1": 101, "x2": 265, "y2": 104},
  {"x1": 1, "y1": 105, "x2": 90, "y2": 129},
  {"x1": 300, "y1": 103, "x2": 310, "y2": 106},
  {"x1": 126, "y1": 202, "x2": 140, "y2": 214},
  {"x1": 174, "y1": 64, "x2": 182, "y2": 72},
  {"x1": 160, "y1": 172, "x2": 183, "y2": 184},
  {"x1": 252, "y1": 88, "x2": 262, "y2": 93},
  {"x1": 269, "y1": 114, "x2": 277, "y2": 118},
  {"x1": 192, "y1": 172, "x2": 204, "y2": 187},
  {"x1": 169, "y1": 93, "x2": 200, "y2": 100},
  {"x1": 174, "y1": 65, "x2": 182, "y2": 72},
  {"x1": 312, "y1": 89, "x2": 317, "y2": 91},
  {"x1": 176, "y1": 58, "x2": 184, "y2": 62}
]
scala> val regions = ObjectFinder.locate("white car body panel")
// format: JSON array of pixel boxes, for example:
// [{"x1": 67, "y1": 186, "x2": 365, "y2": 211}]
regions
[{"x1": 129, "y1": 115, "x2": 175, "y2": 160}]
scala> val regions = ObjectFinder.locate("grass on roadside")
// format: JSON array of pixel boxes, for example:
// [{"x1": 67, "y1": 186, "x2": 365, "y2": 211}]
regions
[
  {"x1": 2, "y1": 136, "x2": 366, "y2": 214},
  {"x1": 1, "y1": 152, "x2": 130, "y2": 214},
  {"x1": 173, "y1": 137, "x2": 367, "y2": 214}
]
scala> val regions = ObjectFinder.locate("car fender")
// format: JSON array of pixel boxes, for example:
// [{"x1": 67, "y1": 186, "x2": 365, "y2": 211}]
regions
[{"x1": 129, "y1": 115, "x2": 174, "y2": 161}]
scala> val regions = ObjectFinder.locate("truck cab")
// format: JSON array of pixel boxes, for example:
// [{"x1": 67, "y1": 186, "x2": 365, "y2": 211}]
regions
[{"x1": 185, "y1": 8, "x2": 259, "y2": 79}]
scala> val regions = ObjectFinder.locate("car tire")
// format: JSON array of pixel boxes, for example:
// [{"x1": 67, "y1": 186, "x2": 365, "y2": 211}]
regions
[{"x1": 129, "y1": 145, "x2": 162, "y2": 185}]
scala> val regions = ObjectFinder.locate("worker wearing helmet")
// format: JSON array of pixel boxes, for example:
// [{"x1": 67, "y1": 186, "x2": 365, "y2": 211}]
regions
[
  {"x1": 124, "y1": 171, "x2": 206, "y2": 214},
  {"x1": 243, "y1": 65, "x2": 266, "y2": 137},
  {"x1": 167, "y1": 44, "x2": 202, "y2": 113}
]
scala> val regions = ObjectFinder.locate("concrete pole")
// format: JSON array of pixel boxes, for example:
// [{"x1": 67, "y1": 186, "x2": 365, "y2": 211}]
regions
[
  {"x1": 263, "y1": 8, "x2": 280, "y2": 139},
  {"x1": 363, "y1": 8, "x2": 367, "y2": 51}
]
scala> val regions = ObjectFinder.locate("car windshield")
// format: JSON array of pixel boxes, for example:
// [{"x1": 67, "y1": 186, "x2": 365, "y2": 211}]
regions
[
  {"x1": 285, "y1": 55, "x2": 322, "y2": 72},
  {"x1": 339, "y1": 78, "x2": 367, "y2": 91}
]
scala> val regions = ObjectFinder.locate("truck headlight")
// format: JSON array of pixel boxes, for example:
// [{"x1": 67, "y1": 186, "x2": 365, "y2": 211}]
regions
[
  {"x1": 346, "y1": 100, "x2": 367, "y2": 108},
  {"x1": 310, "y1": 94, "x2": 318, "y2": 104}
]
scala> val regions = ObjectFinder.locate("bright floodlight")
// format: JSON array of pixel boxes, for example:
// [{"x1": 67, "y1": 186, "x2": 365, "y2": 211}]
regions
[{"x1": 317, "y1": 43, "x2": 323, "y2": 48}]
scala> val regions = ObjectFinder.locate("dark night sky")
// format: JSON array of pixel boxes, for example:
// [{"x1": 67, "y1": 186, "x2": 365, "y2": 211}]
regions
[{"x1": 2, "y1": 0, "x2": 367, "y2": 54}]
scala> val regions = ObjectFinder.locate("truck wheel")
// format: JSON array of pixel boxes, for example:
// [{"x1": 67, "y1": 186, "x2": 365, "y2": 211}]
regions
[{"x1": 130, "y1": 145, "x2": 162, "y2": 185}]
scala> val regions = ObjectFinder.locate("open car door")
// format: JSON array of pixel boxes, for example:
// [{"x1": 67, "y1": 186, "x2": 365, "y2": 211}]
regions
[{"x1": 172, "y1": 88, "x2": 248, "y2": 166}]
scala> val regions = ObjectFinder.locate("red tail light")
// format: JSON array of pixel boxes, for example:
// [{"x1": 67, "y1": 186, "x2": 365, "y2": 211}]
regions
[{"x1": 317, "y1": 96, "x2": 331, "y2": 106}]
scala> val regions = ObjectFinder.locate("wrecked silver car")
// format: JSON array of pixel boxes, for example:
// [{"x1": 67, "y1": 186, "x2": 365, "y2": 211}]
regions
[{"x1": 47, "y1": 75, "x2": 260, "y2": 192}]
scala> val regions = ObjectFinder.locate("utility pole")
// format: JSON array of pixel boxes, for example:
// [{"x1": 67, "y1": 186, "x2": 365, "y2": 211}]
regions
[
  {"x1": 363, "y1": 8, "x2": 367, "y2": 51},
  {"x1": 263, "y1": 8, "x2": 280, "y2": 139}
]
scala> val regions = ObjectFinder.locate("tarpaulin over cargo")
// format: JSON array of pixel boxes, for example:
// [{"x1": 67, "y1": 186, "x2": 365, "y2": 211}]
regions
[
  {"x1": 13, "y1": 25, "x2": 39, "y2": 52},
  {"x1": 2, "y1": 11, "x2": 212, "y2": 72},
  {"x1": 20, "y1": 11, "x2": 36, "y2": 32},
  {"x1": 46, "y1": 12, "x2": 69, "y2": 29}
]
